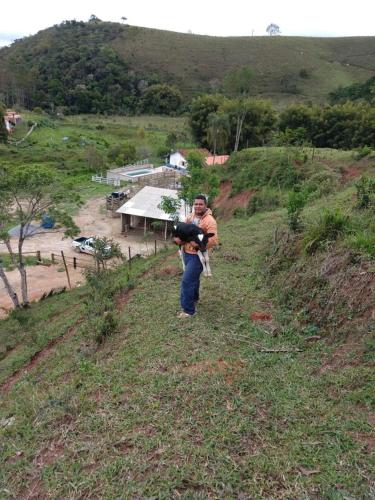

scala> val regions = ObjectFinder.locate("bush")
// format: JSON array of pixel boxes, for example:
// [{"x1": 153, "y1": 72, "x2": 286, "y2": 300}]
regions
[
  {"x1": 349, "y1": 231, "x2": 375, "y2": 257},
  {"x1": 302, "y1": 170, "x2": 340, "y2": 199},
  {"x1": 303, "y1": 209, "x2": 351, "y2": 254},
  {"x1": 354, "y1": 145, "x2": 372, "y2": 160},
  {"x1": 248, "y1": 188, "x2": 284, "y2": 215},
  {"x1": 286, "y1": 190, "x2": 308, "y2": 232},
  {"x1": 355, "y1": 175, "x2": 375, "y2": 209}
]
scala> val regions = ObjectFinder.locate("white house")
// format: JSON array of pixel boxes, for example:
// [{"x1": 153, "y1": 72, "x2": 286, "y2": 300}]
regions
[
  {"x1": 167, "y1": 151, "x2": 188, "y2": 171},
  {"x1": 167, "y1": 149, "x2": 210, "y2": 172},
  {"x1": 116, "y1": 186, "x2": 187, "y2": 239}
]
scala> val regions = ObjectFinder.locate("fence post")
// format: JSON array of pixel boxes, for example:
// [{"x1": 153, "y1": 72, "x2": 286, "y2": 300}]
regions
[
  {"x1": 73, "y1": 257, "x2": 77, "y2": 269},
  {"x1": 154, "y1": 240, "x2": 157, "y2": 255},
  {"x1": 61, "y1": 251, "x2": 72, "y2": 290},
  {"x1": 128, "y1": 246, "x2": 131, "y2": 270},
  {"x1": 51, "y1": 253, "x2": 55, "y2": 264},
  {"x1": 37, "y1": 250, "x2": 41, "y2": 262}
]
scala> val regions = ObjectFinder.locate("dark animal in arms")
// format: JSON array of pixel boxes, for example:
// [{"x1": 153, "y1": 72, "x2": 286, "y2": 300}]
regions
[{"x1": 172, "y1": 222, "x2": 215, "y2": 276}]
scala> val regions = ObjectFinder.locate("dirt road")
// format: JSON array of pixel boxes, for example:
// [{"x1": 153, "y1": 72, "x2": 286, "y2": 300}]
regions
[{"x1": 0, "y1": 196, "x2": 165, "y2": 316}]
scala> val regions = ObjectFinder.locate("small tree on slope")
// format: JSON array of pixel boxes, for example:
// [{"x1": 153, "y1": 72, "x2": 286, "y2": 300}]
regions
[{"x1": 0, "y1": 165, "x2": 80, "y2": 308}]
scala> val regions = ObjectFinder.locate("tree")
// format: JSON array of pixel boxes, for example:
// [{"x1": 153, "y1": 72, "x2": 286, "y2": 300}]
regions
[
  {"x1": 141, "y1": 84, "x2": 182, "y2": 115},
  {"x1": 206, "y1": 112, "x2": 230, "y2": 155},
  {"x1": 189, "y1": 94, "x2": 225, "y2": 147},
  {"x1": 108, "y1": 141, "x2": 138, "y2": 166},
  {"x1": 91, "y1": 236, "x2": 122, "y2": 272},
  {"x1": 121, "y1": 16, "x2": 127, "y2": 23},
  {"x1": 221, "y1": 97, "x2": 276, "y2": 151},
  {"x1": 221, "y1": 67, "x2": 253, "y2": 152},
  {"x1": 222, "y1": 66, "x2": 253, "y2": 98},
  {"x1": 158, "y1": 196, "x2": 182, "y2": 223},
  {"x1": 0, "y1": 165, "x2": 80, "y2": 308},
  {"x1": 84, "y1": 145, "x2": 106, "y2": 172},
  {"x1": 180, "y1": 152, "x2": 220, "y2": 206},
  {"x1": 0, "y1": 103, "x2": 7, "y2": 144},
  {"x1": 266, "y1": 23, "x2": 281, "y2": 36}
]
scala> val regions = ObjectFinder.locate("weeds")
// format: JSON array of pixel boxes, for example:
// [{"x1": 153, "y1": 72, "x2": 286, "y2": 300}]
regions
[
  {"x1": 303, "y1": 209, "x2": 351, "y2": 254},
  {"x1": 349, "y1": 231, "x2": 375, "y2": 257},
  {"x1": 286, "y1": 190, "x2": 308, "y2": 232},
  {"x1": 355, "y1": 175, "x2": 375, "y2": 209}
]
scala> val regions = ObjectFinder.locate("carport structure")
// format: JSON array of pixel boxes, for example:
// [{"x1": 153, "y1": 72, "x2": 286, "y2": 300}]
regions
[{"x1": 116, "y1": 186, "x2": 187, "y2": 239}]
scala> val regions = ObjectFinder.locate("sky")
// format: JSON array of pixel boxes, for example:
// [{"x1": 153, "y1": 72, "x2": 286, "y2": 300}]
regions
[{"x1": 1, "y1": 0, "x2": 375, "y2": 47}]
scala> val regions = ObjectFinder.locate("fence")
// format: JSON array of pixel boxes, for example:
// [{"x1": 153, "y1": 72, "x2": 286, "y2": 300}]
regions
[
  {"x1": 23, "y1": 250, "x2": 94, "y2": 269},
  {"x1": 91, "y1": 175, "x2": 120, "y2": 187},
  {"x1": 137, "y1": 170, "x2": 183, "y2": 190}
]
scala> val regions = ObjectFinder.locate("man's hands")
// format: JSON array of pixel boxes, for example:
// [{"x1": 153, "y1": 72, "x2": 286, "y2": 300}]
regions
[
  {"x1": 173, "y1": 237, "x2": 199, "y2": 249},
  {"x1": 189, "y1": 241, "x2": 199, "y2": 248}
]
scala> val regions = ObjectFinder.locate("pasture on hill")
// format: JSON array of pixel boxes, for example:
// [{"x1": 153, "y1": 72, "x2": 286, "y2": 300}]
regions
[
  {"x1": 0, "y1": 113, "x2": 191, "y2": 201},
  {"x1": 1, "y1": 21, "x2": 375, "y2": 110},
  {"x1": 0, "y1": 182, "x2": 374, "y2": 497}
]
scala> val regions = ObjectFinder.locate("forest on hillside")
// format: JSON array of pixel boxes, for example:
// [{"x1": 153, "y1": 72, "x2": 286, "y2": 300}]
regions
[{"x1": 1, "y1": 18, "x2": 375, "y2": 114}]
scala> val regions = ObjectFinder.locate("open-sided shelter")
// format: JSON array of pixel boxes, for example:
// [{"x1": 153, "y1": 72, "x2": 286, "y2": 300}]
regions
[{"x1": 116, "y1": 186, "x2": 187, "y2": 239}]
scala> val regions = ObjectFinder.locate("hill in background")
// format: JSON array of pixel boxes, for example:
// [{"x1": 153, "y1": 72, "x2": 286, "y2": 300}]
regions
[{"x1": 1, "y1": 20, "x2": 375, "y2": 111}]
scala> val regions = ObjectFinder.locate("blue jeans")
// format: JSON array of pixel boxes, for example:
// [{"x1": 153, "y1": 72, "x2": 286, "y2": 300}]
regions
[{"x1": 180, "y1": 253, "x2": 203, "y2": 315}]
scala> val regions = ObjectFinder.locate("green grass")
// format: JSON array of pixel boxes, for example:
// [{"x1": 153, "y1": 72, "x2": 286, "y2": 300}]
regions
[
  {"x1": 0, "y1": 254, "x2": 51, "y2": 272},
  {"x1": 113, "y1": 27, "x2": 375, "y2": 105},
  {"x1": 0, "y1": 208, "x2": 373, "y2": 497},
  {"x1": 0, "y1": 113, "x2": 191, "y2": 213}
]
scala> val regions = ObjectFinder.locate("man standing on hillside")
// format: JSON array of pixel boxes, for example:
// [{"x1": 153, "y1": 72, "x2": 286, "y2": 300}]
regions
[{"x1": 174, "y1": 195, "x2": 218, "y2": 318}]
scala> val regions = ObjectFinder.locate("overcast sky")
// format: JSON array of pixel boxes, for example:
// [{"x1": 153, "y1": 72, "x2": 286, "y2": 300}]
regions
[{"x1": 1, "y1": 0, "x2": 374, "y2": 47}]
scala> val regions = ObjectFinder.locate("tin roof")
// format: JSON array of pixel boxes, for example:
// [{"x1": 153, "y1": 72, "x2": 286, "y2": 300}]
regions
[{"x1": 116, "y1": 186, "x2": 187, "y2": 221}]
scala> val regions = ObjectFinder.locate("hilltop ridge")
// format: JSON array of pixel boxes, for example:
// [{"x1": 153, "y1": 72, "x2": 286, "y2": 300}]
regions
[{"x1": 1, "y1": 20, "x2": 375, "y2": 110}]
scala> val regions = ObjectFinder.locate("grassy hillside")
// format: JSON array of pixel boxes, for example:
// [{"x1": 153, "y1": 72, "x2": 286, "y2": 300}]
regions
[
  {"x1": 116, "y1": 27, "x2": 375, "y2": 103},
  {"x1": 0, "y1": 183, "x2": 374, "y2": 497},
  {"x1": 0, "y1": 112, "x2": 190, "y2": 187},
  {"x1": 1, "y1": 20, "x2": 375, "y2": 109}
]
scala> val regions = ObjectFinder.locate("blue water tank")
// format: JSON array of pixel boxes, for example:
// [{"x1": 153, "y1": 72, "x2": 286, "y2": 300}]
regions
[{"x1": 41, "y1": 214, "x2": 55, "y2": 229}]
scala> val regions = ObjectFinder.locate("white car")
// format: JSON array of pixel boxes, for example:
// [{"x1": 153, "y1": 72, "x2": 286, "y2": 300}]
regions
[{"x1": 72, "y1": 236, "x2": 96, "y2": 255}]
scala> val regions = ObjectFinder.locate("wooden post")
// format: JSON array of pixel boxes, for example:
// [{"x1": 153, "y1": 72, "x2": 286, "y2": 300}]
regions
[
  {"x1": 61, "y1": 251, "x2": 72, "y2": 290},
  {"x1": 37, "y1": 250, "x2": 41, "y2": 262},
  {"x1": 144, "y1": 217, "x2": 147, "y2": 236},
  {"x1": 51, "y1": 253, "x2": 55, "y2": 264},
  {"x1": 154, "y1": 240, "x2": 157, "y2": 255},
  {"x1": 128, "y1": 246, "x2": 131, "y2": 269},
  {"x1": 73, "y1": 257, "x2": 77, "y2": 269},
  {"x1": 164, "y1": 221, "x2": 168, "y2": 240}
]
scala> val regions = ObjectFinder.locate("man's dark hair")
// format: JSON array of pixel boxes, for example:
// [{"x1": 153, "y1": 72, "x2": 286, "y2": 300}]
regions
[{"x1": 195, "y1": 194, "x2": 207, "y2": 204}]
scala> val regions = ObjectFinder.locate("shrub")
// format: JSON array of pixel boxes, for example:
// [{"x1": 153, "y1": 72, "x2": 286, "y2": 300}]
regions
[
  {"x1": 355, "y1": 175, "x2": 375, "y2": 209},
  {"x1": 302, "y1": 170, "x2": 340, "y2": 199},
  {"x1": 349, "y1": 230, "x2": 375, "y2": 257},
  {"x1": 248, "y1": 188, "x2": 284, "y2": 215},
  {"x1": 32, "y1": 107, "x2": 44, "y2": 114},
  {"x1": 303, "y1": 209, "x2": 351, "y2": 254},
  {"x1": 233, "y1": 207, "x2": 248, "y2": 218},
  {"x1": 354, "y1": 145, "x2": 372, "y2": 160},
  {"x1": 286, "y1": 190, "x2": 308, "y2": 232}
]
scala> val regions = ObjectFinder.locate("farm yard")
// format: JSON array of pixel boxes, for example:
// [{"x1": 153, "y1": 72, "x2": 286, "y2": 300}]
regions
[{"x1": 0, "y1": 194, "x2": 173, "y2": 316}]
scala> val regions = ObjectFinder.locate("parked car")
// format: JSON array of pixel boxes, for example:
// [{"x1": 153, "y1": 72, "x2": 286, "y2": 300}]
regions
[
  {"x1": 111, "y1": 191, "x2": 126, "y2": 199},
  {"x1": 72, "y1": 236, "x2": 96, "y2": 255},
  {"x1": 72, "y1": 236, "x2": 113, "y2": 257}
]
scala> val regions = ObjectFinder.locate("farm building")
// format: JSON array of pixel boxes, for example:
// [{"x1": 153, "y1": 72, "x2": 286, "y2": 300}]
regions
[
  {"x1": 116, "y1": 186, "x2": 187, "y2": 239},
  {"x1": 167, "y1": 149, "x2": 210, "y2": 171},
  {"x1": 205, "y1": 155, "x2": 229, "y2": 166}
]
